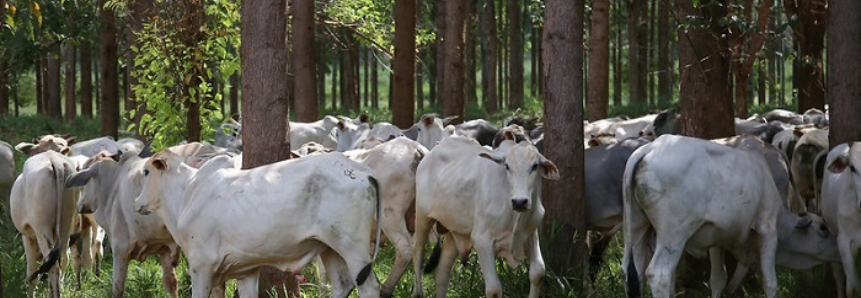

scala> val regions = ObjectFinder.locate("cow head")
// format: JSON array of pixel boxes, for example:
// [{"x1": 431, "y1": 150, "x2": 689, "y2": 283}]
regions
[
  {"x1": 66, "y1": 152, "x2": 123, "y2": 214},
  {"x1": 15, "y1": 134, "x2": 74, "y2": 156},
  {"x1": 777, "y1": 212, "x2": 840, "y2": 266},
  {"x1": 134, "y1": 150, "x2": 183, "y2": 215},
  {"x1": 336, "y1": 120, "x2": 370, "y2": 152},
  {"x1": 416, "y1": 114, "x2": 445, "y2": 150},
  {"x1": 826, "y1": 143, "x2": 861, "y2": 211},
  {"x1": 479, "y1": 141, "x2": 559, "y2": 212}
]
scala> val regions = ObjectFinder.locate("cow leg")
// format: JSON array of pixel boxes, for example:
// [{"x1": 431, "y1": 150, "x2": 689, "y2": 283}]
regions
[
  {"x1": 526, "y1": 232, "x2": 545, "y2": 298},
  {"x1": 833, "y1": 262, "x2": 848, "y2": 298},
  {"x1": 81, "y1": 219, "x2": 94, "y2": 270},
  {"x1": 160, "y1": 250, "x2": 180, "y2": 298},
  {"x1": 380, "y1": 209, "x2": 412, "y2": 298},
  {"x1": 320, "y1": 249, "x2": 353, "y2": 298},
  {"x1": 474, "y1": 236, "x2": 502, "y2": 298},
  {"x1": 645, "y1": 234, "x2": 687, "y2": 298},
  {"x1": 71, "y1": 238, "x2": 82, "y2": 289},
  {"x1": 757, "y1": 232, "x2": 778, "y2": 298},
  {"x1": 111, "y1": 254, "x2": 130, "y2": 298},
  {"x1": 189, "y1": 267, "x2": 215, "y2": 298},
  {"x1": 838, "y1": 236, "x2": 860, "y2": 298},
  {"x1": 50, "y1": 265, "x2": 61, "y2": 298},
  {"x1": 726, "y1": 263, "x2": 749, "y2": 293},
  {"x1": 708, "y1": 247, "x2": 727, "y2": 298},
  {"x1": 93, "y1": 226, "x2": 105, "y2": 276},
  {"x1": 432, "y1": 235, "x2": 459, "y2": 298},
  {"x1": 411, "y1": 214, "x2": 435, "y2": 298},
  {"x1": 236, "y1": 271, "x2": 259, "y2": 298},
  {"x1": 23, "y1": 237, "x2": 38, "y2": 297}
]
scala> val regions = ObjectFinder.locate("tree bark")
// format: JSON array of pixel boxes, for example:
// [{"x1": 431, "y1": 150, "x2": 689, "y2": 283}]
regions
[
  {"x1": 293, "y1": 0, "x2": 317, "y2": 122},
  {"x1": 613, "y1": 0, "x2": 622, "y2": 107},
  {"x1": 64, "y1": 44, "x2": 77, "y2": 122},
  {"x1": 678, "y1": 0, "x2": 734, "y2": 140},
  {"x1": 100, "y1": 0, "x2": 120, "y2": 139},
  {"x1": 392, "y1": 0, "x2": 417, "y2": 128},
  {"x1": 372, "y1": 50, "x2": 379, "y2": 109},
  {"x1": 331, "y1": 48, "x2": 339, "y2": 110},
  {"x1": 657, "y1": 0, "x2": 672, "y2": 106},
  {"x1": 47, "y1": 47, "x2": 62, "y2": 119},
  {"x1": 507, "y1": 0, "x2": 523, "y2": 109},
  {"x1": 230, "y1": 72, "x2": 239, "y2": 117},
  {"x1": 442, "y1": 0, "x2": 466, "y2": 123},
  {"x1": 434, "y1": 0, "x2": 447, "y2": 107},
  {"x1": 241, "y1": 0, "x2": 294, "y2": 295},
  {"x1": 828, "y1": 0, "x2": 861, "y2": 147},
  {"x1": 81, "y1": 40, "x2": 93, "y2": 119},
  {"x1": 587, "y1": 0, "x2": 609, "y2": 121},
  {"x1": 627, "y1": 0, "x2": 645, "y2": 105},
  {"x1": 317, "y1": 40, "x2": 327, "y2": 110},
  {"x1": 730, "y1": 0, "x2": 772, "y2": 119},
  {"x1": 480, "y1": 0, "x2": 498, "y2": 113},
  {"x1": 416, "y1": 53, "x2": 423, "y2": 110},
  {"x1": 36, "y1": 56, "x2": 44, "y2": 114},
  {"x1": 464, "y1": 0, "x2": 477, "y2": 105},
  {"x1": 785, "y1": 0, "x2": 827, "y2": 113},
  {"x1": 542, "y1": 0, "x2": 587, "y2": 285},
  {"x1": 0, "y1": 60, "x2": 7, "y2": 115}
]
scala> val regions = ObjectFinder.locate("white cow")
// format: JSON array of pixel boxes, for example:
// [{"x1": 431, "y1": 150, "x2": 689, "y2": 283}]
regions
[
  {"x1": 289, "y1": 115, "x2": 340, "y2": 150},
  {"x1": 342, "y1": 137, "x2": 428, "y2": 297},
  {"x1": 0, "y1": 140, "x2": 14, "y2": 217},
  {"x1": 820, "y1": 142, "x2": 861, "y2": 298},
  {"x1": 11, "y1": 151, "x2": 79, "y2": 298},
  {"x1": 15, "y1": 134, "x2": 75, "y2": 156},
  {"x1": 133, "y1": 151, "x2": 382, "y2": 298},
  {"x1": 623, "y1": 135, "x2": 839, "y2": 298},
  {"x1": 412, "y1": 137, "x2": 558, "y2": 298},
  {"x1": 69, "y1": 136, "x2": 125, "y2": 157},
  {"x1": 337, "y1": 121, "x2": 407, "y2": 152},
  {"x1": 414, "y1": 114, "x2": 458, "y2": 150},
  {"x1": 66, "y1": 151, "x2": 181, "y2": 298}
]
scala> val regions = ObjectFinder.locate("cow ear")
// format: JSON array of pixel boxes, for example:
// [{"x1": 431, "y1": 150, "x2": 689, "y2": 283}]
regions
[
  {"x1": 442, "y1": 115, "x2": 460, "y2": 126},
  {"x1": 504, "y1": 130, "x2": 517, "y2": 141},
  {"x1": 478, "y1": 152, "x2": 505, "y2": 165},
  {"x1": 290, "y1": 151, "x2": 303, "y2": 159},
  {"x1": 64, "y1": 136, "x2": 77, "y2": 146},
  {"x1": 828, "y1": 154, "x2": 851, "y2": 174},
  {"x1": 793, "y1": 128, "x2": 805, "y2": 138},
  {"x1": 540, "y1": 158, "x2": 560, "y2": 180},
  {"x1": 60, "y1": 147, "x2": 72, "y2": 156},
  {"x1": 152, "y1": 157, "x2": 169, "y2": 172},
  {"x1": 66, "y1": 163, "x2": 100, "y2": 188},
  {"x1": 359, "y1": 114, "x2": 370, "y2": 124},
  {"x1": 588, "y1": 139, "x2": 600, "y2": 147},
  {"x1": 337, "y1": 121, "x2": 345, "y2": 131},
  {"x1": 14, "y1": 143, "x2": 36, "y2": 155},
  {"x1": 795, "y1": 215, "x2": 812, "y2": 230},
  {"x1": 422, "y1": 114, "x2": 434, "y2": 126}
]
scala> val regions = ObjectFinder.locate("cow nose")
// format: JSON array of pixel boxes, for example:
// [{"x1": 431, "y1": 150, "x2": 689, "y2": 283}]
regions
[
  {"x1": 135, "y1": 204, "x2": 151, "y2": 215},
  {"x1": 512, "y1": 198, "x2": 529, "y2": 211},
  {"x1": 78, "y1": 205, "x2": 93, "y2": 214}
]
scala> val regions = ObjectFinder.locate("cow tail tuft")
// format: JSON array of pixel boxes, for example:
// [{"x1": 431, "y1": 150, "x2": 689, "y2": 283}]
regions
[
  {"x1": 626, "y1": 248, "x2": 641, "y2": 298},
  {"x1": 423, "y1": 237, "x2": 442, "y2": 274},
  {"x1": 29, "y1": 246, "x2": 61, "y2": 282},
  {"x1": 355, "y1": 263, "x2": 373, "y2": 286}
]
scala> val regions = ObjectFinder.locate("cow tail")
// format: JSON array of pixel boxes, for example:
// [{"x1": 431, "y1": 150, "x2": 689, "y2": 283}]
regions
[
  {"x1": 812, "y1": 149, "x2": 829, "y2": 213},
  {"x1": 622, "y1": 144, "x2": 649, "y2": 298},
  {"x1": 356, "y1": 176, "x2": 382, "y2": 286},
  {"x1": 422, "y1": 237, "x2": 442, "y2": 274},
  {"x1": 29, "y1": 158, "x2": 70, "y2": 282}
]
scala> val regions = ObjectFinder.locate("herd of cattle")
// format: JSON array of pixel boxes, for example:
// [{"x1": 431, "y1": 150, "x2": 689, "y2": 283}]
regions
[{"x1": 1, "y1": 107, "x2": 860, "y2": 298}]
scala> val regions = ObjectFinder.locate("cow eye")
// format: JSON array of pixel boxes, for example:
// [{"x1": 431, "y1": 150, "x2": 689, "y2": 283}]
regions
[
  {"x1": 531, "y1": 163, "x2": 539, "y2": 172},
  {"x1": 852, "y1": 165, "x2": 857, "y2": 173},
  {"x1": 503, "y1": 164, "x2": 510, "y2": 171},
  {"x1": 143, "y1": 169, "x2": 150, "y2": 176}
]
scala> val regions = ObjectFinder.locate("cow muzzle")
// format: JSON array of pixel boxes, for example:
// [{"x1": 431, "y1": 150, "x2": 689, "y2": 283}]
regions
[
  {"x1": 511, "y1": 198, "x2": 529, "y2": 212},
  {"x1": 135, "y1": 204, "x2": 152, "y2": 215},
  {"x1": 77, "y1": 205, "x2": 93, "y2": 214}
]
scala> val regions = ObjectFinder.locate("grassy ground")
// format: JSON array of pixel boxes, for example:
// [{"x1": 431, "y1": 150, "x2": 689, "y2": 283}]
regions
[{"x1": 0, "y1": 104, "x2": 839, "y2": 298}]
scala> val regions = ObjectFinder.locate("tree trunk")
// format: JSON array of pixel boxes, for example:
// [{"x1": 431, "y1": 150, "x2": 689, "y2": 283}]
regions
[
  {"x1": 507, "y1": 0, "x2": 523, "y2": 109},
  {"x1": 628, "y1": 0, "x2": 646, "y2": 105},
  {"x1": 331, "y1": 48, "x2": 339, "y2": 110},
  {"x1": 81, "y1": 40, "x2": 93, "y2": 119},
  {"x1": 613, "y1": 0, "x2": 622, "y2": 107},
  {"x1": 480, "y1": 0, "x2": 498, "y2": 113},
  {"x1": 64, "y1": 44, "x2": 77, "y2": 122},
  {"x1": 416, "y1": 54, "x2": 424, "y2": 110},
  {"x1": 464, "y1": 0, "x2": 477, "y2": 105},
  {"x1": 101, "y1": 0, "x2": 120, "y2": 139},
  {"x1": 392, "y1": 0, "x2": 417, "y2": 128},
  {"x1": 12, "y1": 70, "x2": 17, "y2": 116},
  {"x1": 364, "y1": 48, "x2": 370, "y2": 107},
  {"x1": 587, "y1": 0, "x2": 609, "y2": 121},
  {"x1": 36, "y1": 56, "x2": 44, "y2": 114},
  {"x1": 230, "y1": 72, "x2": 239, "y2": 117},
  {"x1": 0, "y1": 60, "x2": 7, "y2": 115},
  {"x1": 180, "y1": 0, "x2": 204, "y2": 143},
  {"x1": 657, "y1": 0, "x2": 672, "y2": 106},
  {"x1": 828, "y1": 0, "x2": 861, "y2": 147},
  {"x1": 678, "y1": 0, "x2": 734, "y2": 139},
  {"x1": 542, "y1": 0, "x2": 587, "y2": 286},
  {"x1": 434, "y1": 0, "x2": 447, "y2": 107},
  {"x1": 442, "y1": 0, "x2": 466, "y2": 123},
  {"x1": 293, "y1": 0, "x2": 317, "y2": 122},
  {"x1": 317, "y1": 40, "x2": 326, "y2": 111},
  {"x1": 786, "y1": 0, "x2": 827, "y2": 113},
  {"x1": 241, "y1": 1, "x2": 294, "y2": 296},
  {"x1": 372, "y1": 51, "x2": 379, "y2": 109},
  {"x1": 47, "y1": 48, "x2": 62, "y2": 119}
]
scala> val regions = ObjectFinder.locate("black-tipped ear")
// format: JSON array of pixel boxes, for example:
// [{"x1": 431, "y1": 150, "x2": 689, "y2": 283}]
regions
[
  {"x1": 478, "y1": 152, "x2": 505, "y2": 165},
  {"x1": 66, "y1": 165, "x2": 99, "y2": 188}
]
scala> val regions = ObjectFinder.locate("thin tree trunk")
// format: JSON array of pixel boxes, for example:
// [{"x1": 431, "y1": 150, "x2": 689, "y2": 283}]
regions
[
  {"x1": 786, "y1": 0, "x2": 827, "y2": 113},
  {"x1": 435, "y1": 0, "x2": 447, "y2": 108},
  {"x1": 0, "y1": 60, "x2": 7, "y2": 115},
  {"x1": 372, "y1": 51, "x2": 379, "y2": 109},
  {"x1": 613, "y1": 0, "x2": 622, "y2": 107},
  {"x1": 657, "y1": 0, "x2": 671, "y2": 106},
  {"x1": 464, "y1": 0, "x2": 477, "y2": 105},
  {"x1": 293, "y1": 0, "x2": 317, "y2": 122},
  {"x1": 442, "y1": 0, "x2": 466, "y2": 123},
  {"x1": 12, "y1": 70, "x2": 18, "y2": 116},
  {"x1": 364, "y1": 48, "x2": 370, "y2": 107},
  {"x1": 542, "y1": 0, "x2": 587, "y2": 285},
  {"x1": 392, "y1": 0, "x2": 417, "y2": 128},
  {"x1": 628, "y1": 0, "x2": 645, "y2": 105},
  {"x1": 100, "y1": 0, "x2": 120, "y2": 139},
  {"x1": 537, "y1": 25, "x2": 543, "y2": 100},
  {"x1": 332, "y1": 48, "x2": 339, "y2": 110},
  {"x1": 758, "y1": 64, "x2": 766, "y2": 106},
  {"x1": 587, "y1": 0, "x2": 610, "y2": 121},
  {"x1": 507, "y1": 0, "x2": 523, "y2": 109},
  {"x1": 317, "y1": 40, "x2": 326, "y2": 111},
  {"x1": 480, "y1": 0, "x2": 498, "y2": 113},
  {"x1": 47, "y1": 47, "x2": 62, "y2": 119},
  {"x1": 416, "y1": 54, "x2": 424, "y2": 111},
  {"x1": 36, "y1": 56, "x2": 44, "y2": 114},
  {"x1": 828, "y1": 0, "x2": 861, "y2": 147},
  {"x1": 230, "y1": 72, "x2": 239, "y2": 117},
  {"x1": 64, "y1": 44, "x2": 77, "y2": 122},
  {"x1": 81, "y1": 40, "x2": 93, "y2": 118}
]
